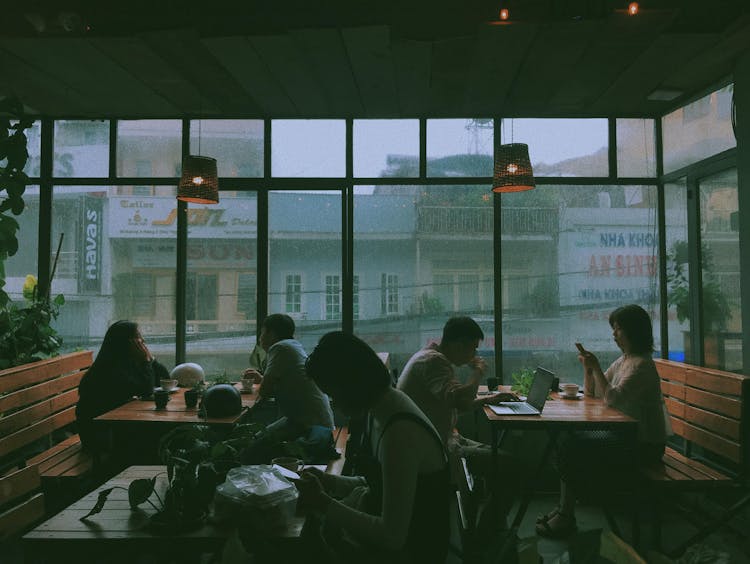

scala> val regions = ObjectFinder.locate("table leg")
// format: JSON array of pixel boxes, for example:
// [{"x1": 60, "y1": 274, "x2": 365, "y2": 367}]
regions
[{"x1": 509, "y1": 429, "x2": 559, "y2": 530}]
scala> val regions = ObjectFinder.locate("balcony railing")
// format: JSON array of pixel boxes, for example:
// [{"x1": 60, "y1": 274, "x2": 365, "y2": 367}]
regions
[{"x1": 417, "y1": 206, "x2": 558, "y2": 235}]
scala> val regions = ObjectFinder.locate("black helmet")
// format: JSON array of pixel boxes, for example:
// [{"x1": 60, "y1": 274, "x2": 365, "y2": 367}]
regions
[{"x1": 201, "y1": 384, "x2": 242, "y2": 418}]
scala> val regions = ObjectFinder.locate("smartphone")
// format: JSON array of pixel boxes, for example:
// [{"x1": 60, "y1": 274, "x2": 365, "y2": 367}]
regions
[{"x1": 575, "y1": 342, "x2": 586, "y2": 354}]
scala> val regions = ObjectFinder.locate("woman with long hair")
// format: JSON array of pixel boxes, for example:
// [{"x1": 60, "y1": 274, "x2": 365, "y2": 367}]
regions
[{"x1": 76, "y1": 320, "x2": 169, "y2": 452}]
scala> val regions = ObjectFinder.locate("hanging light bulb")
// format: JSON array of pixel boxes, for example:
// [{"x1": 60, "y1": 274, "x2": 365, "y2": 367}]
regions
[
  {"x1": 493, "y1": 119, "x2": 535, "y2": 193},
  {"x1": 178, "y1": 155, "x2": 219, "y2": 204},
  {"x1": 499, "y1": 8, "x2": 509, "y2": 21},
  {"x1": 628, "y1": 2, "x2": 639, "y2": 16}
]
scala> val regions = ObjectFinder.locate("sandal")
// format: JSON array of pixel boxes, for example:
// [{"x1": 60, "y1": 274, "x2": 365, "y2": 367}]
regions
[
  {"x1": 536, "y1": 506, "x2": 560, "y2": 524},
  {"x1": 535, "y1": 512, "x2": 577, "y2": 539}
]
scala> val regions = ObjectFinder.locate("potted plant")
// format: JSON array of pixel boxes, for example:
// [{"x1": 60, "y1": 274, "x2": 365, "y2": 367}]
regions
[
  {"x1": 0, "y1": 97, "x2": 65, "y2": 369},
  {"x1": 666, "y1": 239, "x2": 731, "y2": 364}
]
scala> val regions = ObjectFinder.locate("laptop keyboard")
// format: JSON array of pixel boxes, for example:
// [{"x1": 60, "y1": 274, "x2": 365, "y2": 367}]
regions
[{"x1": 491, "y1": 402, "x2": 538, "y2": 414}]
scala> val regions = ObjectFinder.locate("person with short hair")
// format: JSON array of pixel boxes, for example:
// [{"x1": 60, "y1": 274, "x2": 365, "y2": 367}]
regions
[
  {"x1": 536, "y1": 304, "x2": 670, "y2": 538},
  {"x1": 397, "y1": 316, "x2": 516, "y2": 458},
  {"x1": 242, "y1": 314, "x2": 334, "y2": 455},
  {"x1": 296, "y1": 331, "x2": 450, "y2": 563},
  {"x1": 76, "y1": 320, "x2": 169, "y2": 453}
]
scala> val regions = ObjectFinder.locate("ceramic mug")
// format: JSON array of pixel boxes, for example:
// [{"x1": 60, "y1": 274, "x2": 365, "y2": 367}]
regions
[
  {"x1": 486, "y1": 376, "x2": 499, "y2": 391},
  {"x1": 184, "y1": 389, "x2": 199, "y2": 408},
  {"x1": 154, "y1": 389, "x2": 170, "y2": 409},
  {"x1": 160, "y1": 378, "x2": 178, "y2": 391},
  {"x1": 561, "y1": 383, "x2": 580, "y2": 398}
]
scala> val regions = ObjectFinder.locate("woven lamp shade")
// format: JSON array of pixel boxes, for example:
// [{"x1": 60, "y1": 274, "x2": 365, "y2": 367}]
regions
[
  {"x1": 178, "y1": 155, "x2": 219, "y2": 204},
  {"x1": 492, "y1": 143, "x2": 535, "y2": 193}
]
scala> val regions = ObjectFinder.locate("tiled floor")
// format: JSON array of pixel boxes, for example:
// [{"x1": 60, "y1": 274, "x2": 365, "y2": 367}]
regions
[{"x1": 446, "y1": 492, "x2": 750, "y2": 563}]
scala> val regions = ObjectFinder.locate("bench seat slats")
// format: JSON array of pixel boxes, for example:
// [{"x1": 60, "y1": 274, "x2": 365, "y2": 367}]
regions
[
  {"x1": 0, "y1": 352, "x2": 93, "y2": 395},
  {"x1": 0, "y1": 492, "x2": 45, "y2": 539},
  {"x1": 0, "y1": 466, "x2": 41, "y2": 505}
]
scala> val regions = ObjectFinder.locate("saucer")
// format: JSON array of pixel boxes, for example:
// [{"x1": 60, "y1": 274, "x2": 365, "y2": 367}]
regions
[
  {"x1": 154, "y1": 386, "x2": 179, "y2": 394},
  {"x1": 560, "y1": 391, "x2": 583, "y2": 400}
]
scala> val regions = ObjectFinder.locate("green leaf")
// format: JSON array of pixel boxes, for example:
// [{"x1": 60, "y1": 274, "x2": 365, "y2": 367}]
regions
[
  {"x1": 128, "y1": 478, "x2": 156, "y2": 508},
  {"x1": 80, "y1": 487, "x2": 117, "y2": 520}
]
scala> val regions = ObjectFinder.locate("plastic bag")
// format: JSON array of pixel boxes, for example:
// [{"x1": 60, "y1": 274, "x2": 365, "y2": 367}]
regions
[{"x1": 214, "y1": 465, "x2": 299, "y2": 531}]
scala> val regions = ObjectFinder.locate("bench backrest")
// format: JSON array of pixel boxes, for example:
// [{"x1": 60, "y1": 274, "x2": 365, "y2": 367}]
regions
[
  {"x1": 0, "y1": 351, "x2": 93, "y2": 468},
  {"x1": 0, "y1": 465, "x2": 45, "y2": 540},
  {"x1": 655, "y1": 358, "x2": 750, "y2": 477}
]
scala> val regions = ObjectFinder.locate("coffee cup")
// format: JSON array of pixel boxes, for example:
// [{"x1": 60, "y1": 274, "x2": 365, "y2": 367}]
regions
[
  {"x1": 160, "y1": 378, "x2": 178, "y2": 391},
  {"x1": 272, "y1": 457, "x2": 304, "y2": 473},
  {"x1": 184, "y1": 388, "x2": 199, "y2": 408},
  {"x1": 486, "y1": 376, "x2": 499, "y2": 391},
  {"x1": 241, "y1": 378, "x2": 254, "y2": 392},
  {"x1": 154, "y1": 389, "x2": 170, "y2": 409},
  {"x1": 561, "y1": 383, "x2": 580, "y2": 398}
]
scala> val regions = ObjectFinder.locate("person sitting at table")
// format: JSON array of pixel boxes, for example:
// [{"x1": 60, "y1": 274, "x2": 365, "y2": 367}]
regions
[
  {"x1": 241, "y1": 314, "x2": 335, "y2": 460},
  {"x1": 76, "y1": 320, "x2": 169, "y2": 454},
  {"x1": 296, "y1": 331, "x2": 451, "y2": 564},
  {"x1": 396, "y1": 315, "x2": 518, "y2": 527},
  {"x1": 536, "y1": 304, "x2": 670, "y2": 538}
]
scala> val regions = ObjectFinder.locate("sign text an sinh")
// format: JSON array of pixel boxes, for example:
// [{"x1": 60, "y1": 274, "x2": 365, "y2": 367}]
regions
[{"x1": 588, "y1": 254, "x2": 657, "y2": 277}]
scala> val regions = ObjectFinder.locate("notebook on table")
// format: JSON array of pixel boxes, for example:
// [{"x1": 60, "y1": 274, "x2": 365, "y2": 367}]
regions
[{"x1": 488, "y1": 366, "x2": 555, "y2": 415}]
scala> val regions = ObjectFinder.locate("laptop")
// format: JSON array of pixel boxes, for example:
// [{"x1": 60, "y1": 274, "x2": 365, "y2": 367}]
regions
[{"x1": 488, "y1": 367, "x2": 555, "y2": 415}]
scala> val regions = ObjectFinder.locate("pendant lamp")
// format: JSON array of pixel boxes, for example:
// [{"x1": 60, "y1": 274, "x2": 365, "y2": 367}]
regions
[
  {"x1": 492, "y1": 142, "x2": 535, "y2": 193},
  {"x1": 178, "y1": 156, "x2": 219, "y2": 204}
]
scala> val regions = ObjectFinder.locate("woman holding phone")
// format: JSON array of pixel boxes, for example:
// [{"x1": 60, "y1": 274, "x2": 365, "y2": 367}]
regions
[{"x1": 536, "y1": 304, "x2": 670, "y2": 538}]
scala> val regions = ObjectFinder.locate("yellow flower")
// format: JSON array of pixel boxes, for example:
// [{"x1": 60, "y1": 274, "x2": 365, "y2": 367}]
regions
[{"x1": 22, "y1": 274, "x2": 38, "y2": 301}]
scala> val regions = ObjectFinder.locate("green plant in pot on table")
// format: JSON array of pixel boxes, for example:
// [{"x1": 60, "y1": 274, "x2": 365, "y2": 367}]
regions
[{"x1": 80, "y1": 422, "x2": 311, "y2": 530}]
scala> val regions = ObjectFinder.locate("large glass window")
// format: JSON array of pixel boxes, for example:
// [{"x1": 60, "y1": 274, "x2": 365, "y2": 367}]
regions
[
  {"x1": 663, "y1": 85, "x2": 735, "y2": 173},
  {"x1": 664, "y1": 180, "x2": 689, "y2": 362},
  {"x1": 509, "y1": 119, "x2": 609, "y2": 177},
  {"x1": 354, "y1": 120, "x2": 419, "y2": 178},
  {"x1": 3, "y1": 186, "x2": 40, "y2": 295},
  {"x1": 269, "y1": 191, "x2": 342, "y2": 351},
  {"x1": 54, "y1": 120, "x2": 110, "y2": 177},
  {"x1": 271, "y1": 120, "x2": 345, "y2": 177},
  {"x1": 616, "y1": 119, "x2": 656, "y2": 177},
  {"x1": 117, "y1": 120, "x2": 182, "y2": 179},
  {"x1": 699, "y1": 169, "x2": 741, "y2": 371},
  {"x1": 185, "y1": 192, "x2": 258, "y2": 378},
  {"x1": 354, "y1": 184, "x2": 495, "y2": 377},
  {"x1": 427, "y1": 119, "x2": 493, "y2": 177},
  {"x1": 502, "y1": 184, "x2": 659, "y2": 385},
  {"x1": 189, "y1": 120, "x2": 263, "y2": 177}
]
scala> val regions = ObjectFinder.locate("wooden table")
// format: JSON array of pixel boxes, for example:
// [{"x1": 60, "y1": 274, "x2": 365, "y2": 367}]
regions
[
  {"x1": 22, "y1": 465, "x2": 304, "y2": 562},
  {"x1": 484, "y1": 386, "x2": 637, "y2": 530},
  {"x1": 95, "y1": 384, "x2": 257, "y2": 426},
  {"x1": 94, "y1": 385, "x2": 258, "y2": 464}
]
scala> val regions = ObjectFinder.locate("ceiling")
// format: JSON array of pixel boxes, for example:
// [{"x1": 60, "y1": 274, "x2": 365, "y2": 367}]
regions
[{"x1": 1, "y1": 0, "x2": 749, "y2": 119}]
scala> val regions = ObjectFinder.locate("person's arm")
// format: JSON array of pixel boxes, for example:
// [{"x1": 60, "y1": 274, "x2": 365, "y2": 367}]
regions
[
  {"x1": 441, "y1": 357, "x2": 487, "y2": 411},
  {"x1": 255, "y1": 343, "x2": 292, "y2": 398},
  {"x1": 579, "y1": 350, "x2": 606, "y2": 397},
  {"x1": 325, "y1": 419, "x2": 424, "y2": 550},
  {"x1": 604, "y1": 358, "x2": 654, "y2": 407}
]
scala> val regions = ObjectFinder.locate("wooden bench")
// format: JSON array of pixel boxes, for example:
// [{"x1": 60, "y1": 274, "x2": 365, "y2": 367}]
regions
[
  {"x1": 637, "y1": 359, "x2": 750, "y2": 556},
  {"x1": 0, "y1": 351, "x2": 95, "y2": 538}
]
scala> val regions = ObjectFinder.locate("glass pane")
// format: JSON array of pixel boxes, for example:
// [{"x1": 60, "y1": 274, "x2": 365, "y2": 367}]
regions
[
  {"x1": 508, "y1": 118, "x2": 609, "y2": 177},
  {"x1": 353, "y1": 119, "x2": 419, "y2": 178},
  {"x1": 271, "y1": 120, "x2": 345, "y2": 177},
  {"x1": 2, "y1": 185, "x2": 40, "y2": 296},
  {"x1": 117, "y1": 120, "x2": 182, "y2": 178},
  {"x1": 663, "y1": 84, "x2": 735, "y2": 173},
  {"x1": 616, "y1": 119, "x2": 656, "y2": 177},
  {"x1": 189, "y1": 120, "x2": 264, "y2": 178},
  {"x1": 503, "y1": 184, "x2": 659, "y2": 387},
  {"x1": 47, "y1": 187, "x2": 176, "y2": 367},
  {"x1": 23, "y1": 121, "x2": 42, "y2": 177},
  {"x1": 427, "y1": 119, "x2": 493, "y2": 177},
  {"x1": 664, "y1": 180, "x2": 689, "y2": 362},
  {"x1": 54, "y1": 120, "x2": 110, "y2": 177},
  {"x1": 184, "y1": 191, "x2": 258, "y2": 378},
  {"x1": 699, "y1": 169, "x2": 741, "y2": 371},
  {"x1": 353, "y1": 185, "x2": 495, "y2": 379},
  {"x1": 269, "y1": 191, "x2": 342, "y2": 352}
]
